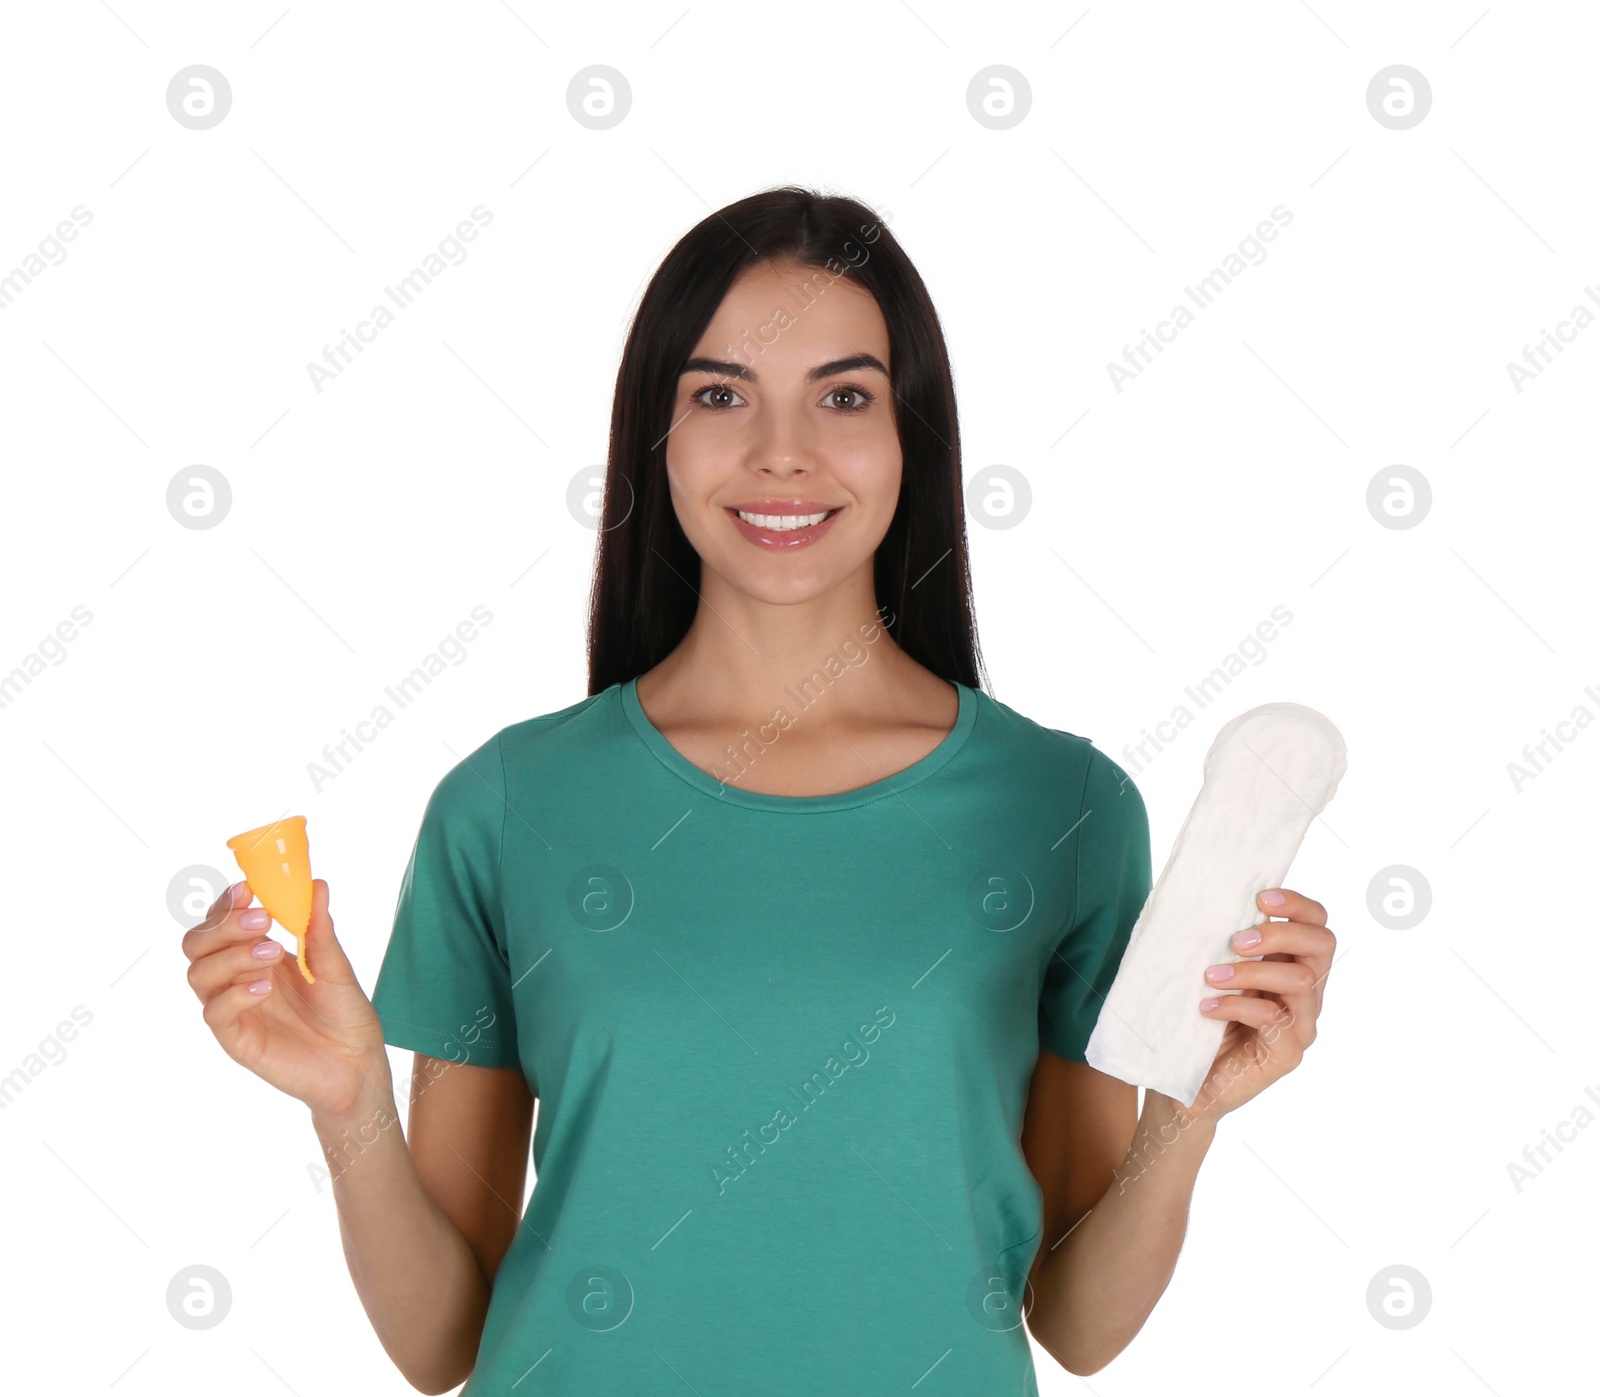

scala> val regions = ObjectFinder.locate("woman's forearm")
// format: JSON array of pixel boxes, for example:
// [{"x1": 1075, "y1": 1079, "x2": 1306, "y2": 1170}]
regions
[
  {"x1": 311, "y1": 1082, "x2": 492, "y2": 1394},
  {"x1": 1028, "y1": 1090, "x2": 1217, "y2": 1374}
]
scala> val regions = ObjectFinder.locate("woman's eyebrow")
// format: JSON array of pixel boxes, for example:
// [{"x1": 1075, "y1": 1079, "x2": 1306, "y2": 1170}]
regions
[{"x1": 678, "y1": 353, "x2": 889, "y2": 383}]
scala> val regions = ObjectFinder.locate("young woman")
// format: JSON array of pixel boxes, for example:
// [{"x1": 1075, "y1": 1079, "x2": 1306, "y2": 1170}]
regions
[{"x1": 185, "y1": 186, "x2": 1334, "y2": 1395}]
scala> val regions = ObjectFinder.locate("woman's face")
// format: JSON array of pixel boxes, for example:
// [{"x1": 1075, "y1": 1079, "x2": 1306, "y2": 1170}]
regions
[{"x1": 664, "y1": 258, "x2": 901, "y2": 606}]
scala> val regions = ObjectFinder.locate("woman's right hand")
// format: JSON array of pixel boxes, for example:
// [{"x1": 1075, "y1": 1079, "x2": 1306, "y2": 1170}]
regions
[{"x1": 183, "y1": 877, "x2": 392, "y2": 1119}]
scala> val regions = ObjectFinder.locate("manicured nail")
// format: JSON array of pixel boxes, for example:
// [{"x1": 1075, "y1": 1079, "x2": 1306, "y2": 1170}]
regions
[
  {"x1": 1200, "y1": 997, "x2": 1221, "y2": 1011},
  {"x1": 1236, "y1": 928, "x2": 1262, "y2": 949},
  {"x1": 1205, "y1": 964, "x2": 1235, "y2": 982},
  {"x1": 1260, "y1": 889, "x2": 1286, "y2": 906},
  {"x1": 248, "y1": 979, "x2": 272, "y2": 995},
  {"x1": 240, "y1": 909, "x2": 270, "y2": 930},
  {"x1": 251, "y1": 940, "x2": 282, "y2": 959}
]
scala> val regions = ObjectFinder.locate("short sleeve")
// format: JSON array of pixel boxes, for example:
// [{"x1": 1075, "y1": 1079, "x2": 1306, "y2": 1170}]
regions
[
  {"x1": 369, "y1": 731, "x2": 522, "y2": 1069},
  {"x1": 1038, "y1": 745, "x2": 1153, "y2": 1064}
]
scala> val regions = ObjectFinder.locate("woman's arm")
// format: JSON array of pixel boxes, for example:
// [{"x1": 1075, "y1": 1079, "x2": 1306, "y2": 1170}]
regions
[
  {"x1": 1021, "y1": 887, "x2": 1329, "y2": 1373},
  {"x1": 312, "y1": 1055, "x2": 535, "y2": 1394},
  {"x1": 1020, "y1": 1053, "x2": 1214, "y2": 1375}
]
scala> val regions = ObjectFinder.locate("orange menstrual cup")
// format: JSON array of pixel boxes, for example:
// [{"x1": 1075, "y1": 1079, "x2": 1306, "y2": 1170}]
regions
[{"x1": 226, "y1": 815, "x2": 315, "y2": 983}]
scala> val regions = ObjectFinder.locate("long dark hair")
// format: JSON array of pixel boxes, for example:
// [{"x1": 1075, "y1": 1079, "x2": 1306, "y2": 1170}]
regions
[{"x1": 585, "y1": 184, "x2": 988, "y2": 698}]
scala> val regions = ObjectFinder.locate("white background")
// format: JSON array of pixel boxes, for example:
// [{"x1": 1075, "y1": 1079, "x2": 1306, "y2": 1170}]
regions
[{"x1": 2, "y1": 1, "x2": 1595, "y2": 1392}]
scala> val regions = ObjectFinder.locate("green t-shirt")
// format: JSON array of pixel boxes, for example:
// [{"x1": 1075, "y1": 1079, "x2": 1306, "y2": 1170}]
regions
[{"x1": 370, "y1": 675, "x2": 1152, "y2": 1395}]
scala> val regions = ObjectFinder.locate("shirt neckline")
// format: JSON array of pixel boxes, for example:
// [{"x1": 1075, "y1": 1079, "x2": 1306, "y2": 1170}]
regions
[{"x1": 618, "y1": 674, "x2": 978, "y2": 812}]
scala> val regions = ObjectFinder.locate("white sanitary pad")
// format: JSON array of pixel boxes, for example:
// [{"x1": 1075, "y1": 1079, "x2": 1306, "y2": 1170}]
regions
[{"x1": 1084, "y1": 702, "x2": 1347, "y2": 1108}]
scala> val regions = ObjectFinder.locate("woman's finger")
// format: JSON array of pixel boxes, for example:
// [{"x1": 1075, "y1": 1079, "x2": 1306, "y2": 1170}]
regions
[
  {"x1": 1210, "y1": 973, "x2": 1318, "y2": 1047},
  {"x1": 1257, "y1": 887, "x2": 1326, "y2": 928},
  {"x1": 181, "y1": 879, "x2": 258, "y2": 964},
  {"x1": 200, "y1": 976, "x2": 275, "y2": 1035},
  {"x1": 1232, "y1": 917, "x2": 1336, "y2": 988},
  {"x1": 187, "y1": 932, "x2": 288, "y2": 998},
  {"x1": 1201, "y1": 991, "x2": 1306, "y2": 1074},
  {"x1": 1213, "y1": 956, "x2": 1323, "y2": 1044},
  {"x1": 1207, "y1": 956, "x2": 1317, "y2": 999},
  {"x1": 1201, "y1": 987, "x2": 1299, "y2": 1039}
]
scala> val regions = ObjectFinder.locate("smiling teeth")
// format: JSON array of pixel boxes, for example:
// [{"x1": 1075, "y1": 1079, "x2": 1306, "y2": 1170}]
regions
[{"x1": 737, "y1": 510, "x2": 832, "y2": 531}]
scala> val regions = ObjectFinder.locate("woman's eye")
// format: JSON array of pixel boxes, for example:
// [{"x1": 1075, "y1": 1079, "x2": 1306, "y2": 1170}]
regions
[
  {"x1": 691, "y1": 383, "x2": 743, "y2": 410},
  {"x1": 688, "y1": 382, "x2": 875, "y2": 412}
]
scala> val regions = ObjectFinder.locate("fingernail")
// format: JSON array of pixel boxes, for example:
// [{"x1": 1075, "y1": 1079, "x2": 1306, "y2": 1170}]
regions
[
  {"x1": 227, "y1": 879, "x2": 246, "y2": 902},
  {"x1": 251, "y1": 940, "x2": 282, "y2": 959},
  {"x1": 1206, "y1": 964, "x2": 1235, "y2": 982},
  {"x1": 240, "y1": 909, "x2": 269, "y2": 930},
  {"x1": 248, "y1": 979, "x2": 272, "y2": 995},
  {"x1": 1260, "y1": 890, "x2": 1286, "y2": 907},
  {"x1": 1200, "y1": 997, "x2": 1221, "y2": 1011},
  {"x1": 1236, "y1": 928, "x2": 1262, "y2": 948}
]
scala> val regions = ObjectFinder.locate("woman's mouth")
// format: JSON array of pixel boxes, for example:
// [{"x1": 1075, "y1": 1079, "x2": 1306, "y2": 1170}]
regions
[{"x1": 724, "y1": 505, "x2": 844, "y2": 550}]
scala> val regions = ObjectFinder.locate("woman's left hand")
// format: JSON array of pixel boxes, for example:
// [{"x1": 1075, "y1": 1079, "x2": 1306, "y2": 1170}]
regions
[{"x1": 1187, "y1": 887, "x2": 1333, "y2": 1122}]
